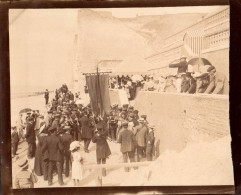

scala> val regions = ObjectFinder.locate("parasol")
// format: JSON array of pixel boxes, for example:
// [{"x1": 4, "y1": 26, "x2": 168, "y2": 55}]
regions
[
  {"x1": 187, "y1": 57, "x2": 212, "y2": 66},
  {"x1": 19, "y1": 108, "x2": 32, "y2": 114},
  {"x1": 131, "y1": 75, "x2": 143, "y2": 82}
]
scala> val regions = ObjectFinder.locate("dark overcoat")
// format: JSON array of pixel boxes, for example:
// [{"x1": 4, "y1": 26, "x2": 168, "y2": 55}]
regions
[
  {"x1": 60, "y1": 133, "x2": 72, "y2": 155},
  {"x1": 146, "y1": 130, "x2": 155, "y2": 146},
  {"x1": 92, "y1": 129, "x2": 111, "y2": 159},
  {"x1": 42, "y1": 134, "x2": 63, "y2": 161},
  {"x1": 25, "y1": 122, "x2": 36, "y2": 143},
  {"x1": 80, "y1": 115, "x2": 93, "y2": 139}
]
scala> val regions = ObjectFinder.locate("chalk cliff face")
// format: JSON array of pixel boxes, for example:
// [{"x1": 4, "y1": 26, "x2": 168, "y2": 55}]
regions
[
  {"x1": 76, "y1": 9, "x2": 204, "y2": 72},
  {"x1": 77, "y1": 9, "x2": 154, "y2": 72}
]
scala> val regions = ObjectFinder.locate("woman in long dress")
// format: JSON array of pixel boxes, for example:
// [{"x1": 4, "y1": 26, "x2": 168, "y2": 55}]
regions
[{"x1": 70, "y1": 141, "x2": 83, "y2": 186}]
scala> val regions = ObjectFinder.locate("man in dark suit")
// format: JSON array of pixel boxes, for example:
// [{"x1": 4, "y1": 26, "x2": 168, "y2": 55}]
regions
[
  {"x1": 41, "y1": 130, "x2": 49, "y2": 181},
  {"x1": 42, "y1": 126, "x2": 64, "y2": 186},
  {"x1": 11, "y1": 126, "x2": 19, "y2": 157},
  {"x1": 50, "y1": 113, "x2": 61, "y2": 132},
  {"x1": 146, "y1": 124, "x2": 155, "y2": 161},
  {"x1": 169, "y1": 56, "x2": 188, "y2": 93},
  {"x1": 181, "y1": 72, "x2": 196, "y2": 94},
  {"x1": 80, "y1": 112, "x2": 93, "y2": 153},
  {"x1": 117, "y1": 121, "x2": 136, "y2": 172},
  {"x1": 25, "y1": 117, "x2": 36, "y2": 159},
  {"x1": 60, "y1": 126, "x2": 72, "y2": 177}
]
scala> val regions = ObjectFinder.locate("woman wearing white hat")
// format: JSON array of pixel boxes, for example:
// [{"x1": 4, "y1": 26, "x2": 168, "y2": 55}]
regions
[{"x1": 70, "y1": 141, "x2": 83, "y2": 186}]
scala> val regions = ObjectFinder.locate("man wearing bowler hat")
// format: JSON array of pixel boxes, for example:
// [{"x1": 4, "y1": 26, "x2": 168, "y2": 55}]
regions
[
  {"x1": 42, "y1": 126, "x2": 64, "y2": 186},
  {"x1": 117, "y1": 121, "x2": 136, "y2": 172}
]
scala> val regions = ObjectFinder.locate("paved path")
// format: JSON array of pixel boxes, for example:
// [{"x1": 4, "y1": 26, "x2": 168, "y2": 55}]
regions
[{"x1": 11, "y1": 92, "x2": 146, "y2": 188}]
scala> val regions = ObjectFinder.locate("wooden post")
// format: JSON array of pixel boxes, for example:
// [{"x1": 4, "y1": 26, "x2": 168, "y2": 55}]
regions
[{"x1": 95, "y1": 168, "x2": 102, "y2": 186}]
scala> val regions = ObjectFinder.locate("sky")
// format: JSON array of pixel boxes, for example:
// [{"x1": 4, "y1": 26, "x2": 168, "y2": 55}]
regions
[{"x1": 9, "y1": 6, "x2": 224, "y2": 93}]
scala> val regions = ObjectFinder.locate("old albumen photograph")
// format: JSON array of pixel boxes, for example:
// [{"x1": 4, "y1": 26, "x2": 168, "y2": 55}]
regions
[{"x1": 9, "y1": 6, "x2": 233, "y2": 188}]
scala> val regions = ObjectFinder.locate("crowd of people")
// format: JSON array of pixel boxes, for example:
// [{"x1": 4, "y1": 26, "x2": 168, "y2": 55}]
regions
[
  {"x1": 109, "y1": 56, "x2": 226, "y2": 97},
  {"x1": 12, "y1": 84, "x2": 156, "y2": 188}
]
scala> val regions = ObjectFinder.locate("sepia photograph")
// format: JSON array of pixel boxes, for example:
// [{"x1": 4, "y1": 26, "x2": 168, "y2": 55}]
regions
[{"x1": 9, "y1": 5, "x2": 234, "y2": 190}]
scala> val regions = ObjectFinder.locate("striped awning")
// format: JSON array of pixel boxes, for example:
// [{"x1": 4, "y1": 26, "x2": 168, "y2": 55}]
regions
[{"x1": 183, "y1": 30, "x2": 205, "y2": 40}]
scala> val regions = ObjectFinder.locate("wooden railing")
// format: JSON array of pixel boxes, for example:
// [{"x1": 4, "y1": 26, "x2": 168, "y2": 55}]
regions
[
  {"x1": 83, "y1": 161, "x2": 151, "y2": 186},
  {"x1": 202, "y1": 19, "x2": 229, "y2": 52}
]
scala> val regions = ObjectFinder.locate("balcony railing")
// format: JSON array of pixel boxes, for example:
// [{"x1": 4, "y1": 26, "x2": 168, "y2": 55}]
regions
[
  {"x1": 146, "y1": 7, "x2": 229, "y2": 72},
  {"x1": 163, "y1": 7, "x2": 229, "y2": 50}
]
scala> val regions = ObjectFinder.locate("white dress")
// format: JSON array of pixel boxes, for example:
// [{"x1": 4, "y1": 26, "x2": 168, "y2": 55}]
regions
[{"x1": 71, "y1": 152, "x2": 83, "y2": 180}]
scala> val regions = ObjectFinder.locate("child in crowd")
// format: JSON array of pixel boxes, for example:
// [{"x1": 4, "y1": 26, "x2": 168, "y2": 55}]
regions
[{"x1": 70, "y1": 141, "x2": 83, "y2": 186}]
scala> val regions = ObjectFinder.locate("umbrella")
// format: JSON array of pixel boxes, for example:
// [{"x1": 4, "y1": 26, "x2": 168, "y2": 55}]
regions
[
  {"x1": 19, "y1": 108, "x2": 32, "y2": 114},
  {"x1": 188, "y1": 57, "x2": 212, "y2": 66},
  {"x1": 131, "y1": 75, "x2": 143, "y2": 82}
]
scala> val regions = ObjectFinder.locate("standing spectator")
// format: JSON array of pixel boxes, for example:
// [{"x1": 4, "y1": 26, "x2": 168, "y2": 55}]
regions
[
  {"x1": 42, "y1": 126, "x2": 64, "y2": 186},
  {"x1": 92, "y1": 123, "x2": 111, "y2": 176},
  {"x1": 108, "y1": 114, "x2": 118, "y2": 141},
  {"x1": 45, "y1": 110, "x2": 53, "y2": 129},
  {"x1": 169, "y1": 56, "x2": 188, "y2": 93},
  {"x1": 25, "y1": 117, "x2": 36, "y2": 159},
  {"x1": 34, "y1": 111, "x2": 42, "y2": 136},
  {"x1": 135, "y1": 118, "x2": 148, "y2": 161},
  {"x1": 70, "y1": 141, "x2": 83, "y2": 186},
  {"x1": 80, "y1": 112, "x2": 93, "y2": 153},
  {"x1": 11, "y1": 126, "x2": 19, "y2": 158},
  {"x1": 117, "y1": 121, "x2": 136, "y2": 172},
  {"x1": 146, "y1": 124, "x2": 155, "y2": 161},
  {"x1": 60, "y1": 126, "x2": 72, "y2": 177},
  {"x1": 44, "y1": 89, "x2": 49, "y2": 105},
  {"x1": 14, "y1": 159, "x2": 38, "y2": 189},
  {"x1": 34, "y1": 126, "x2": 48, "y2": 178}
]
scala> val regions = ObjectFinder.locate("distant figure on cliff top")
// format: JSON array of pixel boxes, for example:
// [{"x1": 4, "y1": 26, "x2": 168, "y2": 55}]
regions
[{"x1": 44, "y1": 89, "x2": 49, "y2": 105}]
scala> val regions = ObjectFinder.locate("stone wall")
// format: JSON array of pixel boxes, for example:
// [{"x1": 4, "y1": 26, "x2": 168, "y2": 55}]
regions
[{"x1": 134, "y1": 91, "x2": 230, "y2": 154}]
